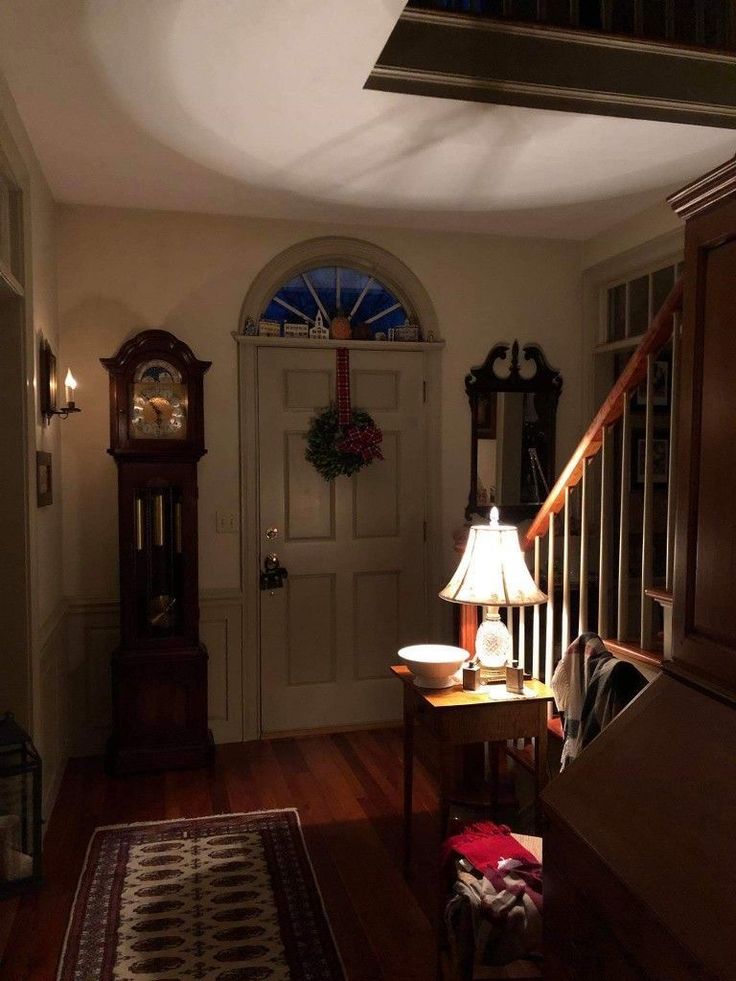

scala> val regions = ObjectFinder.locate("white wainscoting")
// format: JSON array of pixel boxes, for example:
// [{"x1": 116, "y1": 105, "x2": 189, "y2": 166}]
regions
[
  {"x1": 201, "y1": 593, "x2": 244, "y2": 744},
  {"x1": 65, "y1": 591, "x2": 244, "y2": 757},
  {"x1": 37, "y1": 601, "x2": 68, "y2": 818}
]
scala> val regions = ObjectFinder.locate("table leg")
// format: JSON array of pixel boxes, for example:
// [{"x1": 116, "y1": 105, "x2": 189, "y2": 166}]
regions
[
  {"x1": 489, "y1": 741, "x2": 500, "y2": 806},
  {"x1": 438, "y1": 743, "x2": 457, "y2": 839},
  {"x1": 534, "y1": 706, "x2": 549, "y2": 831},
  {"x1": 403, "y1": 686, "x2": 415, "y2": 878}
]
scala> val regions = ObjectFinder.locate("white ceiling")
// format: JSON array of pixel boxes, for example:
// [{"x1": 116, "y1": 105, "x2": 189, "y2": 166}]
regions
[{"x1": 1, "y1": 0, "x2": 735, "y2": 239}]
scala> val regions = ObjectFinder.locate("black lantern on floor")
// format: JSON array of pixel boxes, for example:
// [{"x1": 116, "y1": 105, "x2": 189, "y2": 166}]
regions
[{"x1": 0, "y1": 712, "x2": 42, "y2": 897}]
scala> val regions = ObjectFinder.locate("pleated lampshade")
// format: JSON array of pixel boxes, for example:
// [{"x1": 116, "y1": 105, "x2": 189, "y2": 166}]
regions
[{"x1": 440, "y1": 508, "x2": 546, "y2": 608}]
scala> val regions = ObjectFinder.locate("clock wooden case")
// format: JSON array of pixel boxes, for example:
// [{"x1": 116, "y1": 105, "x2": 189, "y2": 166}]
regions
[{"x1": 101, "y1": 329, "x2": 212, "y2": 774}]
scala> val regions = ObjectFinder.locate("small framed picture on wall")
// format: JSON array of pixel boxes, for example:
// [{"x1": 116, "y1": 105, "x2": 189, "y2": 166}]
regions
[
  {"x1": 634, "y1": 359, "x2": 669, "y2": 410},
  {"x1": 631, "y1": 431, "x2": 669, "y2": 488},
  {"x1": 36, "y1": 451, "x2": 52, "y2": 507}
]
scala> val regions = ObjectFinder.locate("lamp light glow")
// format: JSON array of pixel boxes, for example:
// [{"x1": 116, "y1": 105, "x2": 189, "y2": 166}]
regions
[{"x1": 440, "y1": 507, "x2": 546, "y2": 669}]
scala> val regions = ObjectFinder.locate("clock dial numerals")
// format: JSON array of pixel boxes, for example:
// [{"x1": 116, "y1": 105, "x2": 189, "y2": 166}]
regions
[{"x1": 130, "y1": 359, "x2": 188, "y2": 439}]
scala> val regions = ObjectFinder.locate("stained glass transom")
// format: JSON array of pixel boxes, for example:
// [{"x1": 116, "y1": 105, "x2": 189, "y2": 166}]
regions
[{"x1": 262, "y1": 266, "x2": 411, "y2": 339}]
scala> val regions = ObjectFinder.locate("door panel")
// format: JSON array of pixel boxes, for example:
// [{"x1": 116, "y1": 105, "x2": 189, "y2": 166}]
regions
[
  {"x1": 258, "y1": 346, "x2": 427, "y2": 732},
  {"x1": 354, "y1": 571, "x2": 400, "y2": 680},
  {"x1": 286, "y1": 573, "x2": 337, "y2": 685},
  {"x1": 284, "y1": 368, "x2": 333, "y2": 410},
  {"x1": 353, "y1": 431, "x2": 399, "y2": 538},
  {"x1": 284, "y1": 432, "x2": 335, "y2": 541},
  {"x1": 353, "y1": 369, "x2": 400, "y2": 409}
]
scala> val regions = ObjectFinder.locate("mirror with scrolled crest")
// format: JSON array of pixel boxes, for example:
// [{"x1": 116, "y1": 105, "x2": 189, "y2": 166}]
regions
[{"x1": 465, "y1": 340, "x2": 562, "y2": 523}]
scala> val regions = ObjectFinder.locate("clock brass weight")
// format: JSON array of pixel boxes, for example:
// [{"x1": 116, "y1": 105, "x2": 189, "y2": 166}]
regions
[{"x1": 101, "y1": 330, "x2": 213, "y2": 774}]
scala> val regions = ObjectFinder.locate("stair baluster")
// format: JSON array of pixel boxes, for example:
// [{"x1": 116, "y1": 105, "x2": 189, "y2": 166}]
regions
[
  {"x1": 641, "y1": 352, "x2": 656, "y2": 649},
  {"x1": 617, "y1": 396, "x2": 632, "y2": 640}
]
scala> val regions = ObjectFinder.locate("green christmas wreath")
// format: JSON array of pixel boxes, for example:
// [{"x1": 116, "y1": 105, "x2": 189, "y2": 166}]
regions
[{"x1": 305, "y1": 405, "x2": 384, "y2": 481}]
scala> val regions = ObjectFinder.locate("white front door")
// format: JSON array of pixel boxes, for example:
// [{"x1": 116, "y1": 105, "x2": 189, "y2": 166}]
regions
[{"x1": 257, "y1": 346, "x2": 427, "y2": 733}]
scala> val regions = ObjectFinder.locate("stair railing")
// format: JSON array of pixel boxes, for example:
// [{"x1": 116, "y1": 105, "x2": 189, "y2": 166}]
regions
[
  {"x1": 456, "y1": 277, "x2": 682, "y2": 683},
  {"x1": 518, "y1": 276, "x2": 683, "y2": 682}
]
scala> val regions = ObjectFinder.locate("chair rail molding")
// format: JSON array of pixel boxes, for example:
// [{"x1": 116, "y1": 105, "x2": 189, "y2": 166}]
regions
[{"x1": 38, "y1": 599, "x2": 68, "y2": 819}]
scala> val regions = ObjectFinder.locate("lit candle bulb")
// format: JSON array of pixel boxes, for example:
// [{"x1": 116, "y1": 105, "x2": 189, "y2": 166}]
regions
[{"x1": 64, "y1": 369, "x2": 77, "y2": 406}]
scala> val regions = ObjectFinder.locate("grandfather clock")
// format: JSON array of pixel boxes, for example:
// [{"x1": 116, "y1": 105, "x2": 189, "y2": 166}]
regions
[{"x1": 101, "y1": 329, "x2": 212, "y2": 774}]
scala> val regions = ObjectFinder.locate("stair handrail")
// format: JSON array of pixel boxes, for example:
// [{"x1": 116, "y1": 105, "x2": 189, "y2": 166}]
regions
[{"x1": 523, "y1": 277, "x2": 683, "y2": 550}]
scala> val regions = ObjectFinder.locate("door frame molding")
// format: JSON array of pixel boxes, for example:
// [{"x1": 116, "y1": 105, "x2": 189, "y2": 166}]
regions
[
  {"x1": 0, "y1": 134, "x2": 33, "y2": 734},
  {"x1": 234, "y1": 339, "x2": 443, "y2": 740},
  {"x1": 235, "y1": 238, "x2": 443, "y2": 740}
]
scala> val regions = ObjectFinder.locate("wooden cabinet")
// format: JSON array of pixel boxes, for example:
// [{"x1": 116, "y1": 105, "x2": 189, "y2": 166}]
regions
[
  {"x1": 670, "y1": 163, "x2": 736, "y2": 700},
  {"x1": 541, "y1": 158, "x2": 736, "y2": 980}
]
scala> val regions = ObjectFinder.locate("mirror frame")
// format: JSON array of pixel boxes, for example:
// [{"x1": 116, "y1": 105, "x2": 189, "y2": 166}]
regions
[{"x1": 465, "y1": 340, "x2": 563, "y2": 523}]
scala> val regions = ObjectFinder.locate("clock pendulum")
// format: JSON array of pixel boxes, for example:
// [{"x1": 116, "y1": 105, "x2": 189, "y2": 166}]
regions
[{"x1": 101, "y1": 330, "x2": 212, "y2": 774}]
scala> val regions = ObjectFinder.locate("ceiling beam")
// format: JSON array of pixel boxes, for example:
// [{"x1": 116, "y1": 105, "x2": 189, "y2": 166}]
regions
[{"x1": 365, "y1": 8, "x2": 736, "y2": 129}]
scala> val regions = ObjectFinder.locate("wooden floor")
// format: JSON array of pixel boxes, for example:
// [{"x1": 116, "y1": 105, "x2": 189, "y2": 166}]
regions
[{"x1": 0, "y1": 729, "x2": 448, "y2": 980}]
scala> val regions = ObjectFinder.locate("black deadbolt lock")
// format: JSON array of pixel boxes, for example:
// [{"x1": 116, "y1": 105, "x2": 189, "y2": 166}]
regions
[{"x1": 260, "y1": 552, "x2": 288, "y2": 591}]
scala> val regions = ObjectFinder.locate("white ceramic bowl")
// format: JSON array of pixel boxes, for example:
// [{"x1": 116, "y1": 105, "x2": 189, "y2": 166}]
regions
[{"x1": 398, "y1": 644, "x2": 468, "y2": 689}]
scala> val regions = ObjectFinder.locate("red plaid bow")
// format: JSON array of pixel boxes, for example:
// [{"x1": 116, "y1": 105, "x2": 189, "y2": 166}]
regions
[{"x1": 336, "y1": 424, "x2": 384, "y2": 463}]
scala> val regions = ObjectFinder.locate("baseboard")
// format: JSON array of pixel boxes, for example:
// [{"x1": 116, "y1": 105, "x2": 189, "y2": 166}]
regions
[{"x1": 263, "y1": 719, "x2": 402, "y2": 740}]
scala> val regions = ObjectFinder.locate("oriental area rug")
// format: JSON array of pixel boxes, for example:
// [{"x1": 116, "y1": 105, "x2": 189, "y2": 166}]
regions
[{"x1": 57, "y1": 809, "x2": 345, "y2": 981}]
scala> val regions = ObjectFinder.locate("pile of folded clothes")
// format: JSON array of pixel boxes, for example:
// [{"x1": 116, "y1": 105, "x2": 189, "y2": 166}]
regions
[{"x1": 442, "y1": 821, "x2": 542, "y2": 977}]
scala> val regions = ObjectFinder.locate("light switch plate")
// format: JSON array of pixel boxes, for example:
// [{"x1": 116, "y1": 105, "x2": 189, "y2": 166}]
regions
[{"x1": 216, "y1": 511, "x2": 238, "y2": 534}]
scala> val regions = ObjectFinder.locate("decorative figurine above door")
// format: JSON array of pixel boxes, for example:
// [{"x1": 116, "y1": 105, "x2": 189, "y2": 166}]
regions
[{"x1": 101, "y1": 330, "x2": 212, "y2": 774}]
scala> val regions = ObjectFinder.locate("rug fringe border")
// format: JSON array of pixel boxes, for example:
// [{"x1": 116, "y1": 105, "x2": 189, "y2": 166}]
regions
[
  {"x1": 291, "y1": 809, "x2": 348, "y2": 980},
  {"x1": 56, "y1": 807, "x2": 346, "y2": 981},
  {"x1": 82, "y1": 807, "x2": 300, "y2": 835}
]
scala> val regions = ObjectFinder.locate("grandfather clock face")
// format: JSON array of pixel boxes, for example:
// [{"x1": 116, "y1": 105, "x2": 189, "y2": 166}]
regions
[{"x1": 130, "y1": 359, "x2": 188, "y2": 440}]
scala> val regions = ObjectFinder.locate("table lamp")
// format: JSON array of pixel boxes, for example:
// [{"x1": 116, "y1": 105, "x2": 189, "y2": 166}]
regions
[{"x1": 439, "y1": 507, "x2": 546, "y2": 672}]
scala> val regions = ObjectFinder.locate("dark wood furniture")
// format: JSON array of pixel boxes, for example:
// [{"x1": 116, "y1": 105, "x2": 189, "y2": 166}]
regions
[
  {"x1": 392, "y1": 665, "x2": 554, "y2": 875},
  {"x1": 541, "y1": 158, "x2": 736, "y2": 980},
  {"x1": 101, "y1": 330, "x2": 212, "y2": 774}
]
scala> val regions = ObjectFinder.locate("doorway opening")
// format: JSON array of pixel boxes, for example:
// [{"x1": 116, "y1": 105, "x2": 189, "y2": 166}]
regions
[{"x1": 0, "y1": 164, "x2": 31, "y2": 728}]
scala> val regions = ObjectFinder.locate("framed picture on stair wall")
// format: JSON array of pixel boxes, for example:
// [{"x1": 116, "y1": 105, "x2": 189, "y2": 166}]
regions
[
  {"x1": 631, "y1": 429, "x2": 669, "y2": 488},
  {"x1": 36, "y1": 451, "x2": 52, "y2": 507},
  {"x1": 634, "y1": 358, "x2": 669, "y2": 409}
]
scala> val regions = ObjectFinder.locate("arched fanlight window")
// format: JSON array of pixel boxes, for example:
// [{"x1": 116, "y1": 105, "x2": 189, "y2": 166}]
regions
[{"x1": 261, "y1": 265, "x2": 411, "y2": 339}]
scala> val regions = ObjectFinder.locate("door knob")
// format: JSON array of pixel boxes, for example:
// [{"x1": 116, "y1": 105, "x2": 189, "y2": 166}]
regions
[{"x1": 265, "y1": 526, "x2": 279, "y2": 541}]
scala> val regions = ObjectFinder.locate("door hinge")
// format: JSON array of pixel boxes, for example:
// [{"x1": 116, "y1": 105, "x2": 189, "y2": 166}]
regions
[
  {"x1": 423, "y1": 520, "x2": 427, "y2": 542},
  {"x1": 422, "y1": 380, "x2": 427, "y2": 403}
]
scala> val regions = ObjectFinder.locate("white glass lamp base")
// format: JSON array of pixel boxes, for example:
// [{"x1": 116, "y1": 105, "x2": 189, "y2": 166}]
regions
[{"x1": 475, "y1": 609, "x2": 512, "y2": 669}]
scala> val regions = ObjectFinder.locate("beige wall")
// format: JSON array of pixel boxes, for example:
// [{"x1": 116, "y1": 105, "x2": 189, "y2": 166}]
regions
[
  {"x1": 581, "y1": 200, "x2": 683, "y2": 272},
  {"x1": 57, "y1": 204, "x2": 585, "y2": 604}
]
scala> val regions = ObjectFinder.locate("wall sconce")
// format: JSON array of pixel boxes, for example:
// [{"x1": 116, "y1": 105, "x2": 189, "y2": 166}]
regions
[{"x1": 40, "y1": 338, "x2": 81, "y2": 421}]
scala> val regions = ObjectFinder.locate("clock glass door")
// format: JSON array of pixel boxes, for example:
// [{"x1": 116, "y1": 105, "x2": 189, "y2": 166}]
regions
[{"x1": 134, "y1": 486, "x2": 184, "y2": 637}]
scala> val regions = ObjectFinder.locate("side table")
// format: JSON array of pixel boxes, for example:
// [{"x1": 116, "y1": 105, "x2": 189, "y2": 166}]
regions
[{"x1": 391, "y1": 664, "x2": 555, "y2": 875}]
